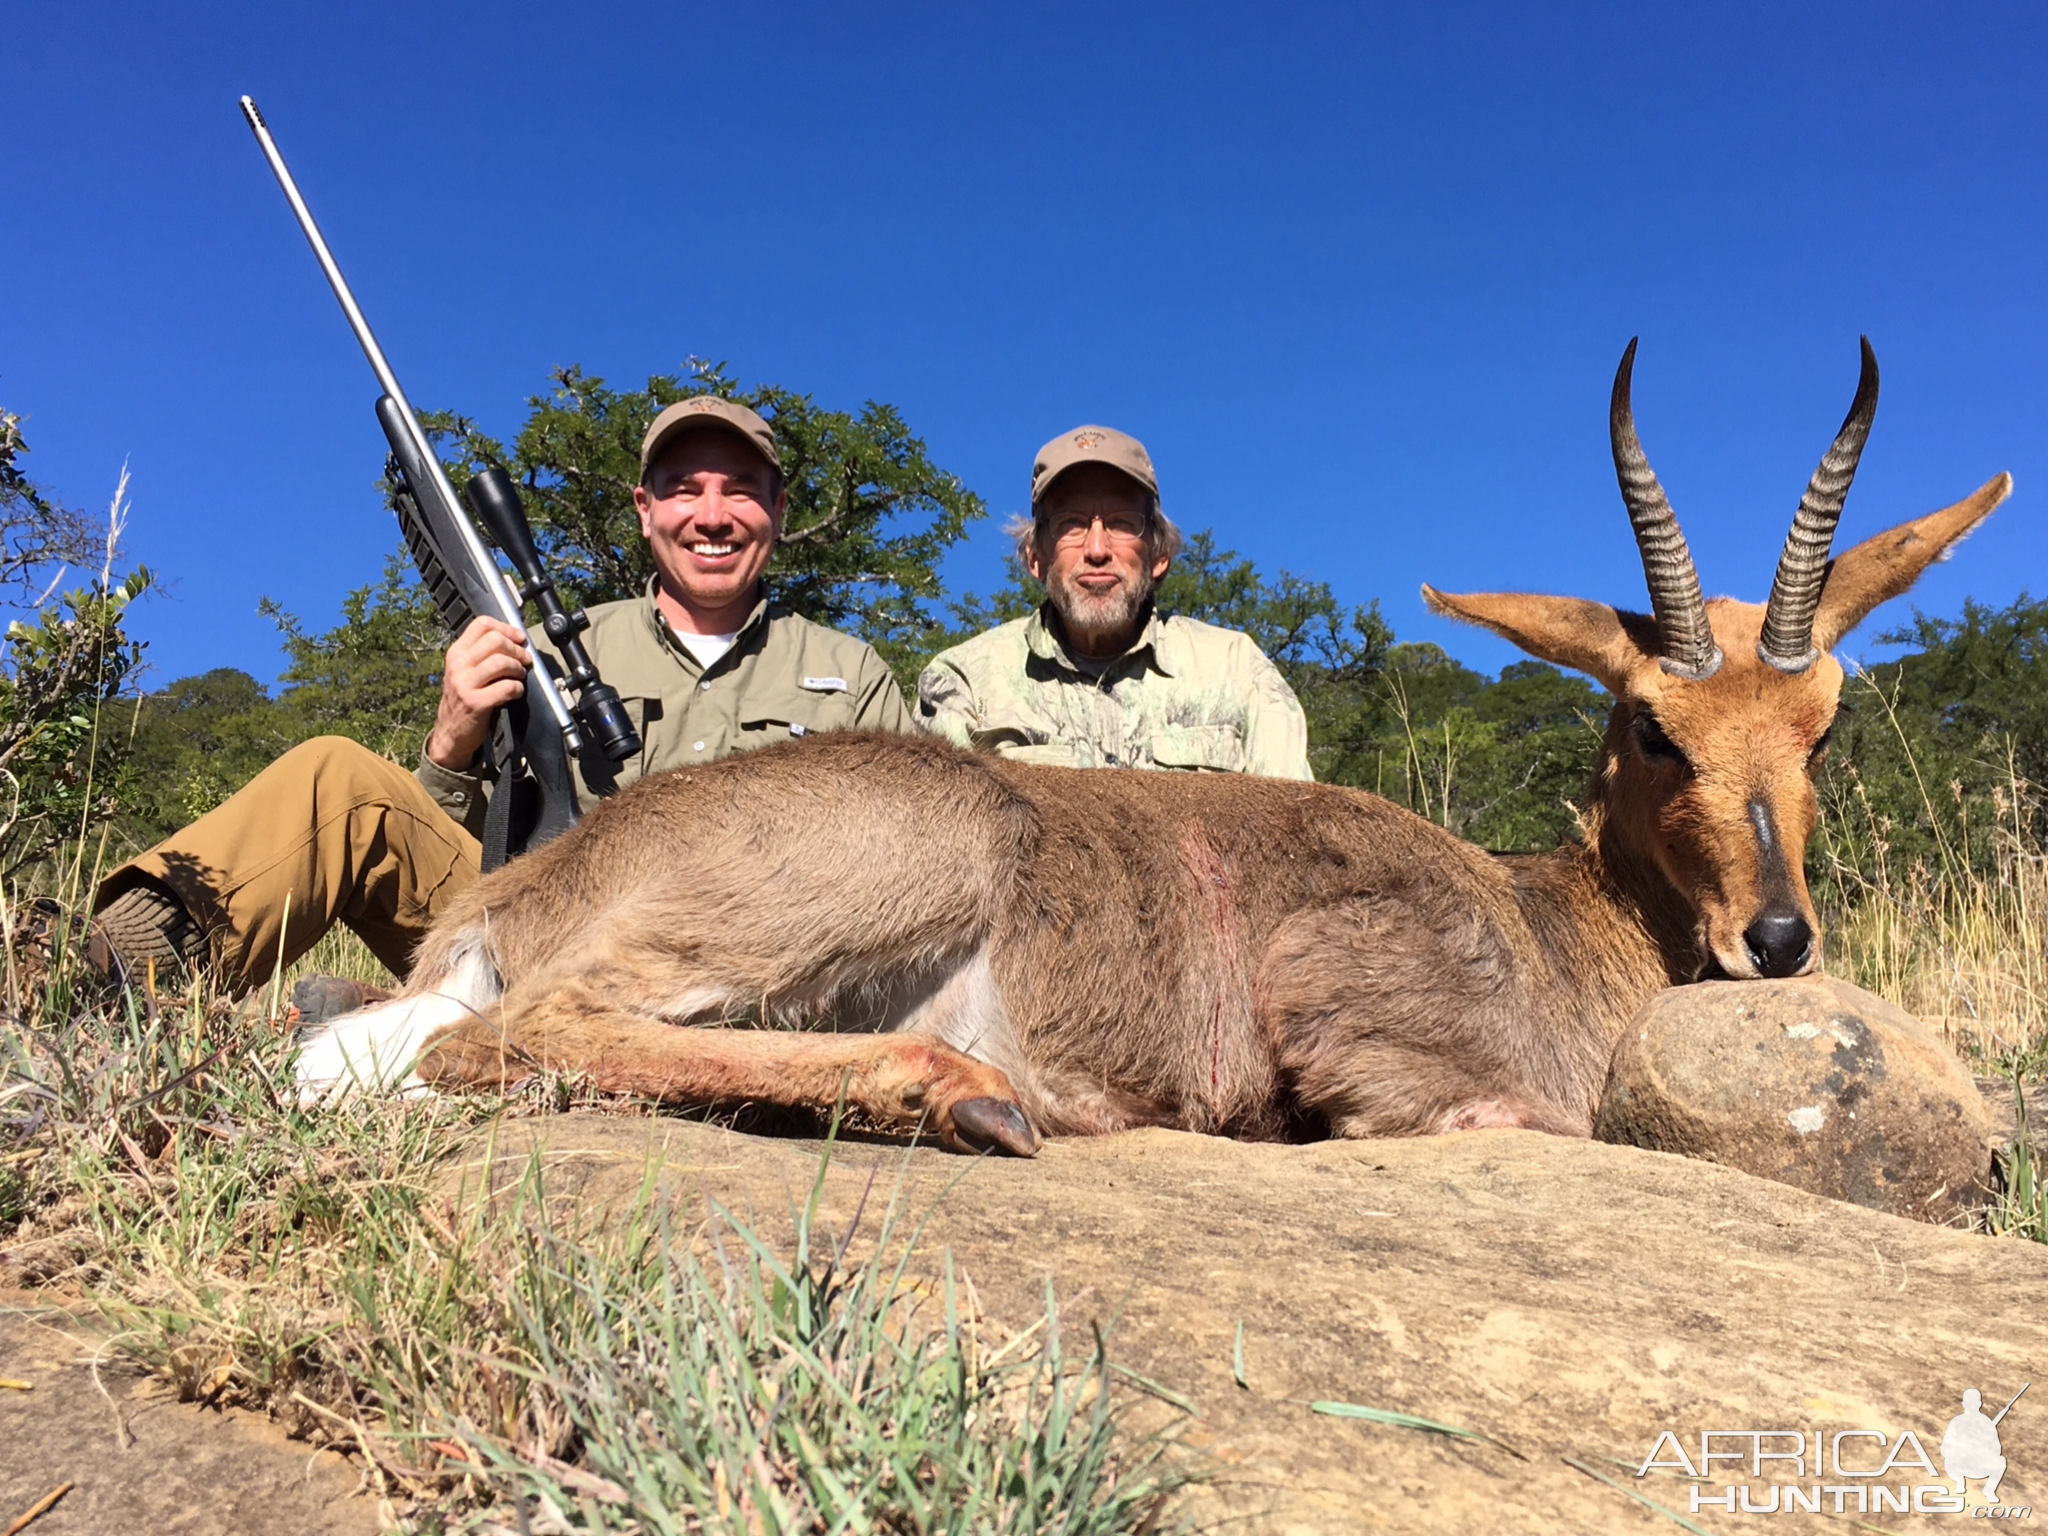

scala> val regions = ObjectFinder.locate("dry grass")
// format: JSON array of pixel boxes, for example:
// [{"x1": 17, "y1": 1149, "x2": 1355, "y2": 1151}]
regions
[
  {"x1": 1816, "y1": 764, "x2": 2048, "y2": 1078},
  {"x1": 1811, "y1": 718, "x2": 2048, "y2": 1240},
  {"x1": 1824, "y1": 851, "x2": 2048, "y2": 1072}
]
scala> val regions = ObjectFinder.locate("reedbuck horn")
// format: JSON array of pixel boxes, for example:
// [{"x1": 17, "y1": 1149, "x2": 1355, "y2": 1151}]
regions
[
  {"x1": 1757, "y1": 337, "x2": 1881, "y2": 672},
  {"x1": 1610, "y1": 339, "x2": 1722, "y2": 680}
]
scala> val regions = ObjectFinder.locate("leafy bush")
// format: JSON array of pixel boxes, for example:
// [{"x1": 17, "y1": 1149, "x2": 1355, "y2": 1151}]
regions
[
  {"x1": 0, "y1": 412, "x2": 151, "y2": 878},
  {"x1": 114, "y1": 667, "x2": 302, "y2": 843}
]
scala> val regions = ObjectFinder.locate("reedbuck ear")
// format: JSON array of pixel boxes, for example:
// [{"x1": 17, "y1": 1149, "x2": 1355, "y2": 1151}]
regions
[
  {"x1": 1422, "y1": 587, "x2": 1656, "y2": 693},
  {"x1": 1811, "y1": 474, "x2": 2013, "y2": 652}
]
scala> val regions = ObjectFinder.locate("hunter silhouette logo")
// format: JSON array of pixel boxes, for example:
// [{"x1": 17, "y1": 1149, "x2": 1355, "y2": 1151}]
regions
[
  {"x1": 1944, "y1": 1384, "x2": 2025, "y2": 1505},
  {"x1": 1635, "y1": 1383, "x2": 2031, "y2": 1517}
]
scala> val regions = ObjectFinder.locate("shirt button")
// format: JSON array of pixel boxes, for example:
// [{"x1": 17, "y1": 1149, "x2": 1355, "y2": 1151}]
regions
[
  {"x1": 694, "y1": 741, "x2": 706, "y2": 752},
  {"x1": 700, "y1": 680, "x2": 712, "y2": 691}
]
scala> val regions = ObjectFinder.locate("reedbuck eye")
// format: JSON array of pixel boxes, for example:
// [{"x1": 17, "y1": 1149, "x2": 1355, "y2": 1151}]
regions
[
  {"x1": 1635, "y1": 712, "x2": 1687, "y2": 766},
  {"x1": 1808, "y1": 723, "x2": 1837, "y2": 766}
]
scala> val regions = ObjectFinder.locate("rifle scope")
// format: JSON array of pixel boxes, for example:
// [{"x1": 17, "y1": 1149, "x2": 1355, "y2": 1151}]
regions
[{"x1": 464, "y1": 466, "x2": 643, "y2": 764}]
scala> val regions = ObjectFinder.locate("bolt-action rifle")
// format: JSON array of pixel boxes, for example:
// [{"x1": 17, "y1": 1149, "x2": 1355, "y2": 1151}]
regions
[{"x1": 238, "y1": 96, "x2": 639, "y2": 870}]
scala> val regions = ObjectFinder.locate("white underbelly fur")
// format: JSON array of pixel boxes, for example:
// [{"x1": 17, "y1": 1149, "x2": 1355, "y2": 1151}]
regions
[
  {"x1": 882, "y1": 945, "x2": 1032, "y2": 1088},
  {"x1": 294, "y1": 942, "x2": 499, "y2": 1106}
]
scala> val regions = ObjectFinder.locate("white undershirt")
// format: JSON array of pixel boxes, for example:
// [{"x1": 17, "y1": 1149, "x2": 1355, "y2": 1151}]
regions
[{"x1": 674, "y1": 630, "x2": 739, "y2": 669}]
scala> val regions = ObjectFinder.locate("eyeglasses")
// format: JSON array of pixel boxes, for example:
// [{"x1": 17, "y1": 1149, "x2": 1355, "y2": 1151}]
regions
[{"x1": 1043, "y1": 510, "x2": 1151, "y2": 547}]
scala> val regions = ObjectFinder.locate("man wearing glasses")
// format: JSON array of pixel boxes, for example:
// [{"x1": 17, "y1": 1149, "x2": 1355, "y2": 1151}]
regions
[{"x1": 918, "y1": 425, "x2": 1311, "y2": 779}]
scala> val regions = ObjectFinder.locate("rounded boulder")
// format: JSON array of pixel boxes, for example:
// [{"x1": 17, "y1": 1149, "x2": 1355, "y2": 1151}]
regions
[{"x1": 1593, "y1": 975, "x2": 1996, "y2": 1223}]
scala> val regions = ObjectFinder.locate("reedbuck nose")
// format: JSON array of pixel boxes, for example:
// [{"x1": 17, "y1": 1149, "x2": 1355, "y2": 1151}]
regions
[{"x1": 1743, "y1": 909, "x2": 1814, "y2": 978}]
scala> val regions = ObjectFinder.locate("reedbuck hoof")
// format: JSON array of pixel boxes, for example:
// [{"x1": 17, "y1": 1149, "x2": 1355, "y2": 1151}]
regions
[{"x1": 948, "y1": 1096, "x2": 1041, "y2": 1158}]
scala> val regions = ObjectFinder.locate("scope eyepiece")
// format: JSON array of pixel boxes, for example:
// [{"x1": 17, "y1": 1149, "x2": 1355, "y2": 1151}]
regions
[{"x1": 577, "y1": 683, "x2": 642, "y2": 763}]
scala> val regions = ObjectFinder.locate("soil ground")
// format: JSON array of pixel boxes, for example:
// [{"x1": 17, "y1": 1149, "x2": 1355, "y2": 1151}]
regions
[{"x1": 0, "y1": 1298, "x2": 377, "y2": 1536}]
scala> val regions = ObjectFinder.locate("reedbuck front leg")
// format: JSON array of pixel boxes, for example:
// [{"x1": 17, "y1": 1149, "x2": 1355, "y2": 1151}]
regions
[
  {"x1": 413, "y1": 976, "x2": 1042, "y2": 1156},
  {"x1": 1258, "y1": 896, "x2": 1592, "y2": 1138}
]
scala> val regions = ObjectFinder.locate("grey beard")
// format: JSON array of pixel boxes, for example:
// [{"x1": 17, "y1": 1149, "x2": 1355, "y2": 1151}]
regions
[{"x1": 1046, "y1": 571, "x2": 1154, "y2": 652}]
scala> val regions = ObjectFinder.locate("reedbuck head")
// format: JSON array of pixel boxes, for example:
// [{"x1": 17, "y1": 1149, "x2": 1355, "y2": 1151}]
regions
[{"x1": 1428, "y1": 339, "x2": 2011, "y2": 980}]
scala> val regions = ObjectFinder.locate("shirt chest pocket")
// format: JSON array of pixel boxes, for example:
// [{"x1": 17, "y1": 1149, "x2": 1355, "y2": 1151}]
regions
[
  {"x1": 739, "y1": 682, "x2": 860, "y2": 743},
  {"x1": 1149, "y1": 722, "x2": 1245, "y2": 773}
]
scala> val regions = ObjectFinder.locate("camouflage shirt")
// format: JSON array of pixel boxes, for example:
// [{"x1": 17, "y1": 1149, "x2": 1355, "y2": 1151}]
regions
[
  {"x1": 418, "y1": 582, "x2": 912, "y2": 835},
  {"x1": 917, "y1": 605, "x2": 1313, "y2": 779}
]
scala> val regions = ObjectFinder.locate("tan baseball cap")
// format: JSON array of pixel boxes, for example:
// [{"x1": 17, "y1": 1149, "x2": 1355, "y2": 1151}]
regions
[
  {"x1": 1030, "y1": 424, "x2": 1159, "y2": 509},
  {"x1": 640, "y1": 396, "x2": 782, "y2": 475}
]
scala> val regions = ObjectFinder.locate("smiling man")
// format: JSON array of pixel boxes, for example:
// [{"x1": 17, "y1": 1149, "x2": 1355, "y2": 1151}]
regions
[
  {"x1": 918, "y1": 424, "x2": 1312, "y2": 779},
  {"x1": 90, "y1": 396, "x2": 908, "y2": 995},
  {"x1": 418, "y1": 397, "x2": 907, "y2": 811}
]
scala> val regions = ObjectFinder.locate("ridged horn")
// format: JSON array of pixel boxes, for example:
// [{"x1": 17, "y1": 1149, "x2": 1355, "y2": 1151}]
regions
[
  {"x1": 1610, "y1": 339, "x2": 1722, "y2": 680},
  {"x1": 1757, "y1": 337, "x2": 1880, "y2": 672}
]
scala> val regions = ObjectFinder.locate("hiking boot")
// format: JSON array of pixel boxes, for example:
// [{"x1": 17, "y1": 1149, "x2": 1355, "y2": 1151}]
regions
[
  {"x1": 67, "y1": 882, "x2": 209, "y2": 991},
  {"x1": 290, "y1": 975, "x2": 393, "y2": 1026}
]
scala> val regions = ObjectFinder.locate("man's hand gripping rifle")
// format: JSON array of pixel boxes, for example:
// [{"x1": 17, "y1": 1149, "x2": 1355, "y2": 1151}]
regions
[{"x1": 239, "y1": 96, "x2": 639, "y2": 870}]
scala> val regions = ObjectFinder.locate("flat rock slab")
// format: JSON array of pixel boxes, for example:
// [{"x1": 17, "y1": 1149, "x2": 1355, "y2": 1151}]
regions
[
  {"x1": 1596, "y1": 977, "x2": 1996, "y2": 1222},
  {"x1": 449, "y1": 1115, "x2": 2047, "y2": 1534},
  {"x1": 0, "y1": 1300, "x2": 376, "y2": 1536}
]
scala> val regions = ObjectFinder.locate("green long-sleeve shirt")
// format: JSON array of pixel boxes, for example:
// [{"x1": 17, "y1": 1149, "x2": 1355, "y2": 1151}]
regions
[
  {"x1": 417, "y1": 583, "x2": 912, "y2": 833},
  {"x1": 916, "y1": 605, "x2": 1313, "y2": 780}
]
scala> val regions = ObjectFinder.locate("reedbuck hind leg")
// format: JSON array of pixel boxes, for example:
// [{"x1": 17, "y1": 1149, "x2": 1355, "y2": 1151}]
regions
[{"x1": 413, "y1": 976, "x2": 1042, "y2": 1156}]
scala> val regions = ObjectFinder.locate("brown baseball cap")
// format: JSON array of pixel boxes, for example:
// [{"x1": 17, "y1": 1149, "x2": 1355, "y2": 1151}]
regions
[
  {"x1": 640, "y1": 396, "x2": 782, "y2": 475},
  {"x1": 1030, "y1": 424, "x2": 1159, "y2": 509}
]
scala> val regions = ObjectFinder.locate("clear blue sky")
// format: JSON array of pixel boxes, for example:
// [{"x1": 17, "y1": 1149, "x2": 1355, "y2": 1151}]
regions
[{"x1": 4, "y1": 3, "x2": 2041, "y2": 689}]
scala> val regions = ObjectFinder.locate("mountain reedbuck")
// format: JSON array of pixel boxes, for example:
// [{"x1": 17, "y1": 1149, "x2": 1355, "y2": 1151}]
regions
[{"x1": 300, "y1": 340, "x2": 2012, "y2": 1157}]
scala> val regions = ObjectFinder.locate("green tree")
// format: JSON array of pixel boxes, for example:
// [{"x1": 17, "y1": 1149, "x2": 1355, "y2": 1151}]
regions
[
  {"x1": 115, "y1": 669, "x2": 301, "y2": 849},
  {"x1": 1365, "y1": 648, "x2": 1607, "y2": 850},
  {"x1": 116, "y1": 564, "x2": 444, "y2": 853},
  {"x1": 1814, "y1": 593, "x2": 2048, "y2": 890},
  {"x1": 1871, "y1": 596, "x2": 2048, "y2": 788},
  {"x1": 0, "y1": 408, "x2": 97, "y2": 588},
  {"x1": 264, "y1": 555, "x2": 446, "y2": 761}
]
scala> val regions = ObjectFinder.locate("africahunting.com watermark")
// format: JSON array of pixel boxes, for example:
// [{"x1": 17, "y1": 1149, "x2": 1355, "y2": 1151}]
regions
[{"x1": 1636, "y1": 1384, "x2": 2030, "y2": 1518}]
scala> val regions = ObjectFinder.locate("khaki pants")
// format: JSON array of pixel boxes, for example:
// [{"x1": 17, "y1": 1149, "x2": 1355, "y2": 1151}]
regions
[{"x1": 97, "y1": 736, "x2": 480, "y2": 994}]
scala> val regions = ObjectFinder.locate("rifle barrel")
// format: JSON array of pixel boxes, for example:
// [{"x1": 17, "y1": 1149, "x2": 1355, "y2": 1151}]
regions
[
  {"x1": 237, "y1": 95, "x2": 581, "y2": 748},
  {"x1": 1991, "y1": 1381, "x2": 2029, "y2": 1426}
]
